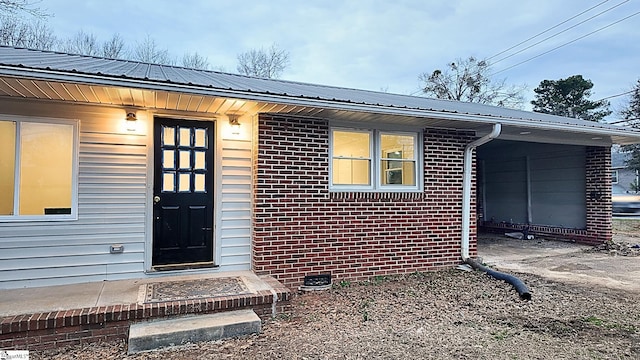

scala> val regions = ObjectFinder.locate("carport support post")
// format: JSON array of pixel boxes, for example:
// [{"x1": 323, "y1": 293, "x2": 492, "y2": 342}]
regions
[{"x1": 462, "y1": 123, "x2": 501, "y2": 260}]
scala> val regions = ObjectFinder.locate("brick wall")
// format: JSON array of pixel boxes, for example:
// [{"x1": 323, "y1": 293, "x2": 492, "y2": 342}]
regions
[
  {"x1": 252, "y1": 115, "x2": 476, "y2": 289},
  {"x1": 585, "y1": 146, "x2": 612, "y2": 244}
]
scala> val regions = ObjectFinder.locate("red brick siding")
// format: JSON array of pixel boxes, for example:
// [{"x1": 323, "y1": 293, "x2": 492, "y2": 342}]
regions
[
  {"x1": 252, "y1": 115, "x2": 477, "y2": 289},
  {"x1": 584, "y1": 146, "x2": 612, "y2": 244}
]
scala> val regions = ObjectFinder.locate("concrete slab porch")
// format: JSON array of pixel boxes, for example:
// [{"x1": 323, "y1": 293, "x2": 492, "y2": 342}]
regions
[{"x1": 0, "y1": 271, "x2": 291, "y2": 351}]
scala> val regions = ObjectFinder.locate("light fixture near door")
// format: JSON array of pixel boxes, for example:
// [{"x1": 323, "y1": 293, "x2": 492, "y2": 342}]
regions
[
  {"x1": 125, "y1": 111, "x2": 138, "y2": 132},
  {"x1": 228, "y1": 114, "x2": 241, "y2": 136}
]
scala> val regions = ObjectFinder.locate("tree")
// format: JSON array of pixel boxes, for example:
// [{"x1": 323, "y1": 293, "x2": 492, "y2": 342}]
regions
[
  {"x1": 531, "y1": 75, "x2": 611, "y2": 122},
  {"x1": 621, "y1": 79, "x2": 640, "y2": 172},
  {"x1": 0, "y1": 15, "x2": 56, "y2": 49},
  {"x1": 418, "y1": 56, "x2": 526, "y2": 108},
  {"x1": 0, "y1": 0, "x2": 47, "y2": 17},
  {"x1": 60, "y1": 30, "x2": 99, "y2": 56},
  {"x1": 181, "y1": 52, "x2": 210, "y2": 70},
  {"x1": 132, "y1": 35, "x2": 174, "y2": 65},
  {"x1": 100, "y1": 33, "x2": 126, "y2": 59},
  {"x1": 236, "y1": 43, "x2": 289, "y2": 79}
]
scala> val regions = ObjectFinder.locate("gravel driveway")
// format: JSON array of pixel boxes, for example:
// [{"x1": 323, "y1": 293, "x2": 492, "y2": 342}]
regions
[{"x1": 34, "y1": 221, "x2": 640, "y2": 359}]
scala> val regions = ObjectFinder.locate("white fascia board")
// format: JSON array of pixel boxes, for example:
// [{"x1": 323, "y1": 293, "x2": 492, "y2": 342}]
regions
[{"x1": 2, "y1": 65, "x2": 640, "y2": 142}]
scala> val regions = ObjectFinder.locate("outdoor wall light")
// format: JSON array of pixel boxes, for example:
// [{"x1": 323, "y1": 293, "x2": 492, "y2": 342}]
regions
[
  {"x1": 229, "y1": 115, "x2": 241, "y2": 135},
  {"x1": 125, "y1": 112, "x2": 138, "y2": 132}
]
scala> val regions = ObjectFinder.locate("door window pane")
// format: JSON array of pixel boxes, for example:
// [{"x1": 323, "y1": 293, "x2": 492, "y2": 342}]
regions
[
  {"x1": 163, "y1": 126, "x2": 175, "y2": 146},
  {"x1": 162, "y1": 172, "x2": 175, "y2": 192},
  {"x1": 179, "y1": 150, "x2": 191, "y2": 169},
  {"x1": 194, "y1": 173, "x2": 205, "y2": 192},
  {"x1": 179, "y1": 127, "x2": 191, "y2": 147},
  {"x1": 194, "y1": 128, "x2": 207, "y2": 148},
  {"x1": 19, "y1": 122, "x2": 73, "y2": 215},
  {"x1": 0, "y1": 121, "x2": 16, "y2": 215},
  {"x1": 194, "y1": 151, "x2": 206, "y2": 170},
  {"x1": 179, "y1": 173, "x2": 191, "y2": 192},
  {"x1": 162, "y1": 150, "x2": 175, "y2": 169}
]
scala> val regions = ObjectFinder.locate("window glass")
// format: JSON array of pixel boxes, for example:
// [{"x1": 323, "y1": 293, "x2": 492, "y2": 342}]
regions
[
  {"x1": 611, "y1": 170, "x2": 619, "y2": 184},
  {"x1": 19, "y1": 122, "x2": 74, "y2": 215},
  {"x1": 380, "y1": 133, "x2": 417, "y2": 186},
  {"x1": 330, "y1": 127, "x2": 420, "y2": 190},
  {"x1": 0, "y1": 121, "x2": 16, "y2": 215},
  {"x1": 331, "y1": 130, "x2": 371, "y2": 186}
]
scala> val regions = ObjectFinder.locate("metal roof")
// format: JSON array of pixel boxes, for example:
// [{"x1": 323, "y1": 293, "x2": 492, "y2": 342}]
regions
[{"x1": 1, "y1": 45, "x2": 640, "y2": 145}]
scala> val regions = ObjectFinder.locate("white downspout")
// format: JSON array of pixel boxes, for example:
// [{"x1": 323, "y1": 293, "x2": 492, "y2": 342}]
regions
[{"x1": 461, "y1": 123, "x2": 502, "y2": 260}]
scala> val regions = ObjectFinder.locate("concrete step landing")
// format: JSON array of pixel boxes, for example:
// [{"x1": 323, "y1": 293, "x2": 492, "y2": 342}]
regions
[{"x1": 127, "y1": 309, "x2": 261, "y2": 354}]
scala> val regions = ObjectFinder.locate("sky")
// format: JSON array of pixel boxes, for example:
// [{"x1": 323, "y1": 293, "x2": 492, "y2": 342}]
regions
[{"x1": 30, "y1": 0, "x2": 640, "y2": 119}]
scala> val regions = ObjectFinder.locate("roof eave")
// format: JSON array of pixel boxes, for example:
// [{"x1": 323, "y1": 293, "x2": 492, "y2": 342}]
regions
[{"x1": 2, "y1": 65, "x2": 640, "y2": 144}]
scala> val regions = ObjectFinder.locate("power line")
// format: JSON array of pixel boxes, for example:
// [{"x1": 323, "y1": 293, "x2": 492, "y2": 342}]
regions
[
  {"x1": 487, "y1": 0, "x2": 611, "y2": 61},
  {"x1": 492, "y1": 0, "x2": 629, "y2": 66},
  {"x1": 491, "y1": 10, "x2": 640, "y2": 76},
  {"x1": 608, "y1": 117, "x2": 640, "y2": 124},
  {"x1": 595, "y1": 90, "x2": 635, "y2": 102}
]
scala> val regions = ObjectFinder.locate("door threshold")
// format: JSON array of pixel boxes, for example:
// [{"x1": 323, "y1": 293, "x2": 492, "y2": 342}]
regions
[{"x1": 152, "y1": 262, "x2": 219, "y2": 272}]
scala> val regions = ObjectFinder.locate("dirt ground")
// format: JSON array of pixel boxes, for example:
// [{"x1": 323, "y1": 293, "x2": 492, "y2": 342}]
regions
[{"x1": 34, "y1": 220, "x2": 640, "y2": 359}]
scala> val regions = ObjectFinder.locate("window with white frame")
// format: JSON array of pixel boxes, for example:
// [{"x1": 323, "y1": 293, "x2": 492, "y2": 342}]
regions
[
  {"x1": 330, "y1": 127, "x2": 421, "y2": 191},
  {"x1": 611, "y1": 170, "x2": 619, "y2": 184},
  {"x1": 0, "y1": 117, "x2": 78, "y2": 220}
]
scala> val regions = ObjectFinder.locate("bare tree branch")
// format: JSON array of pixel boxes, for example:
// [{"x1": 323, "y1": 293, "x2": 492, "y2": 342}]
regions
[
  {"x1": 0, "y1": 15, "x2": 56, "y2": 49},
  {"x1": 60, "y1": 30, "x2": 99, "y2": 56},
  {"x1": 0, "y1": 0, "x2": 48, "y2": 17},
  {"x1": 182, "y1": 52, "x2": 210, "y2": 70},
  {"x1": 101, "y1": 33, "x2": 126, "y2": 59},
  {"x1": 236, "y1": 43, "x2": 289, "y2": 78},
  {"x1": 132, "y1": 34, "x2": 174, "y2": 65}
]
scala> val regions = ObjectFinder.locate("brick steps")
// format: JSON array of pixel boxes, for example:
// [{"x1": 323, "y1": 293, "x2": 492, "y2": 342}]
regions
[{"x1": 0, "y1": 276, "x2": 290, "y2": 351}]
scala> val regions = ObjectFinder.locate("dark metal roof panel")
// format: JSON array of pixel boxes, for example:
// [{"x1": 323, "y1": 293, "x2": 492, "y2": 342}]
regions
[{"x1": 0, "y1": 45, "x2": 635, "y2": 135}]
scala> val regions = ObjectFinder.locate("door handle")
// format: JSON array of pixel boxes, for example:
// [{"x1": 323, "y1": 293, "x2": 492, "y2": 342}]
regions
[{"x1": 154, "y1": 196, "x2": 161, "y2": 204}]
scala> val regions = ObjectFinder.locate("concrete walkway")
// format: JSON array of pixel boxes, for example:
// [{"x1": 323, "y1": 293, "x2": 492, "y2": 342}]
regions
[
  {"x1": 478, "y1": 235, "x2": 640, "y2": 294},
  {"x1": 0, "y1": 270, "x2": 273, "y2": 317}
]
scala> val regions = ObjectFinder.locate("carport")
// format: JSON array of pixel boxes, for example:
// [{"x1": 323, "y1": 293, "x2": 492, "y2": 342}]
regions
[{"x1": 476, "y1": 135, "x2": 616, "y2": 245}]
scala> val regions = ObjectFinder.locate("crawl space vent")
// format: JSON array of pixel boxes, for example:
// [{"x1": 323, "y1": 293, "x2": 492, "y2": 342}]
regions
[{"x1": 299, "y1": 274, "x2": 332, "y2": 291}]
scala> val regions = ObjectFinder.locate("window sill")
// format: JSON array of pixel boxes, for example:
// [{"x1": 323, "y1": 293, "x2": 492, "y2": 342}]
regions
[{"x1": 329, "y1": 191, "x2": 425, "y2": 200}]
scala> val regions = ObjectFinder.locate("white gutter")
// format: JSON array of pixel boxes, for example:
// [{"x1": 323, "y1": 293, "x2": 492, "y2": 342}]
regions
[{"x1": 461, "y1": 123, "x2": 501, "y2": 260}]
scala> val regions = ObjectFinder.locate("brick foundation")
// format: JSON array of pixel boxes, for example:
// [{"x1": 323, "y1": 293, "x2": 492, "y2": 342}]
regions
[
  {"x1": 252, "y1": 115, "x2": 477, "y2": 289},
  {"x1": 0, "y1": 278, "x2": 290, "y2": 351}
]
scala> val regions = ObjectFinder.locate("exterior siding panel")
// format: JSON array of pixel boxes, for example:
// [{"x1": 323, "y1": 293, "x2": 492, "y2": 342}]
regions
[
  {"x1": 218, "y1": 139, "x2": 252, "y2": 269},
  {"x1": 0, "y1": 100, "x2": 147, "y2": 288}
]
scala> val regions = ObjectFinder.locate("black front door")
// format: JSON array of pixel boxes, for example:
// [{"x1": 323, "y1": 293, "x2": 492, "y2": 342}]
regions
[{"x1": 153, "y1": 117, "x2": 215, "y2": 267}]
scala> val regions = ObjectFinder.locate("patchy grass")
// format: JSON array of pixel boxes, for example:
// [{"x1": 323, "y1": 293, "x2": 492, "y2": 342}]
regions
[{"x1": 613, "y1": 218, "x2": 640, "y2": 236}]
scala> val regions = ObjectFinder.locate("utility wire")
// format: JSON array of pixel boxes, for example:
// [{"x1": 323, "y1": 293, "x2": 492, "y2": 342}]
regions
[
  {"x1": 487, "y1": 0, "x2": 611, "y2": 61},
  {"x1": 491, "y1": 10, "x2": 640, "y2": 76},
  {"x1": 595, "y1": 90, "x2": 635, "y2": 102},
  {"x1": 609, "y1": 117, "x2": 640, "y2": 124},
  {"x1": 492, "y1": 0, "x2": 629, "y2": 65}
]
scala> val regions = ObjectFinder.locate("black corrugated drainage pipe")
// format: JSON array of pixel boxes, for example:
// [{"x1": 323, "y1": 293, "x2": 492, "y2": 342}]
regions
[{"x1": 465, "y1": 258, "x2": 531, "y2": 300}]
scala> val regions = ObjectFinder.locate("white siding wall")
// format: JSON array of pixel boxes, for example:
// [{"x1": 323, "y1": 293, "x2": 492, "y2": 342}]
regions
[
  {"x1": 218, "y1": 138, "x2": 252, "y2": 269},
  {"x1": 0, "y1": 99, "x2": 253, "y2": 289}
]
